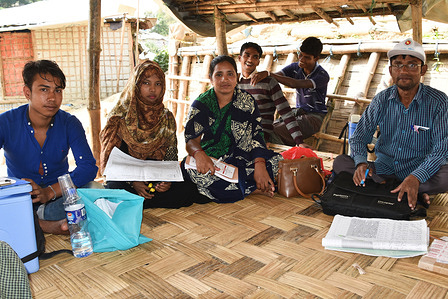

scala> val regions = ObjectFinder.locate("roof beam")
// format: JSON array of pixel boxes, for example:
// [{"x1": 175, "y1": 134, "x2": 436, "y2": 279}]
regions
[
  {"x1": 265, "y1": 11, "x2": 279, "y2": 22},
  {"x1": 335, "y1": 6, "x2": 354, "y2": 25},
  {"x1": 244, "y1": 13, "x2": 258, "y2": 23},
  {"x1": 352, "y1": 3, "x2": 377, "y2": 25},
  {"x1": 312, "y1": 6, "x2": 339, "y2": 27},
  {"x1": 283, "y1": 9, "x2": 300, "y2": 21}
]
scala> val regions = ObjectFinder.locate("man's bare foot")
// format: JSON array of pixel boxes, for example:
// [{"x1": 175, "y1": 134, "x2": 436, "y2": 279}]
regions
[
  {"x1": 422, "y1": 193, "x2": 430, "y2": 205},
  {"x1": 39, "y1": 219, "x2": 69, "y2": 235},
  {"x1": 252, "y1": 189, "x2": 275, "y2": 198}
]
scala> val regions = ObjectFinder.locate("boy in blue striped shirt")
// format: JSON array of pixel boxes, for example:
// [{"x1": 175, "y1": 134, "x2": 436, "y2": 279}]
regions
[{"x1": 334, "y1": 38, "x2": 448, "y2": 210}]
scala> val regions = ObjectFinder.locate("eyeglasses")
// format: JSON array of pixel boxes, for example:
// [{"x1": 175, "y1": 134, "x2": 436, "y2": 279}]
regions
[{"x1": 390, "y1": 64, "x2": 421, "y2": 71}]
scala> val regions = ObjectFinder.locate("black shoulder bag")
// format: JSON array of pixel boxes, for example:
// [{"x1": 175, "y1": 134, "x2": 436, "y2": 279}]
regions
[{"x1": 312, "y1": 171, "x2": 427, "y2": 220}]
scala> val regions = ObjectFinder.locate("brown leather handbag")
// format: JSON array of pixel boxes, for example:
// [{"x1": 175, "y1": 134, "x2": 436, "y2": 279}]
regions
[{"x1": 277, "y1": 157, "x2": 326, "y2": 198}]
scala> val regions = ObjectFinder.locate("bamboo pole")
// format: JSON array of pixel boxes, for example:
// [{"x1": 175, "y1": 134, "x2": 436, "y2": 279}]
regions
[
  {"x1": 214, "y1": 6, "x2": 228, "y2": 56},
  {"x1": 284, "y1": 52, "x2": 297, "y2": 68},
  {"x1": 175, "y1": 43, "x2": 448, "y2": 57},
  {"x1": 134, "y1": 0, "x2": 140, "y2": 61},
  {"x1": 262, "y1": 54, "x2": 274, "y2": 72},
  {"x1": 167, "y1": 55, "x2": 179, "y2": 114},
  {"x1": 359, "y1": 52, "x2": 380, "y2": 99},
  {"x1": 176, "y1": 55, "x2": 191, "y2": 132},
  {"x1": 116, "y1": 13, "x2": 127, "y2": 93},
  {"x1": 332, "y1": 54, "x2": 351, "y2": 94},
  {"x1": 313, "y1": 54, "x2": 351, "y2": 150},
  {"x1": 88, "y1": 0, "x2": 102, "y2": 172}
]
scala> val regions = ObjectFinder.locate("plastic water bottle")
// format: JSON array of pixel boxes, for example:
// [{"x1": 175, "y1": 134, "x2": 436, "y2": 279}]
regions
[{"x1": 58, "y1": 174, "x2": 93, "y2": 258}]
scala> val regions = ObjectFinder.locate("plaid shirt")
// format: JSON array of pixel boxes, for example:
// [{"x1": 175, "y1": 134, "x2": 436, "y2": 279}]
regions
[{"x1": 0, "y1": 241, "x2": 32, "y2": 298}]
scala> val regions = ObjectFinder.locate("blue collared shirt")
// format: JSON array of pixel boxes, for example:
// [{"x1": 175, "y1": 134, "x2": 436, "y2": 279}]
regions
[
  {"x1": 0, "y1": 105, "x2": 98, "y2": 187},
  {"x1": 350, "y1": 83, "x2": 448, "y2": 183}
]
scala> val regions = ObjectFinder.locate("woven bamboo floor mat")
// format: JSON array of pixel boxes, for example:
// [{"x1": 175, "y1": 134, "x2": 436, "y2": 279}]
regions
[
  {"x1": 29, "y1": 193, "x2": 448, "y2": 298},
  {"x1": 28, "y1": 152, "x2": 448, "y2": 298}
]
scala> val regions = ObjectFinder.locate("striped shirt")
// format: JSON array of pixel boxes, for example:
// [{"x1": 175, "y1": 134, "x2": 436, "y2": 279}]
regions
[
  {"x1": 239, "y1": 76, "x2": 304, "y2": 145},
  {"x1": 350, "y1": 83, "x2": 448, "y2": 183}
]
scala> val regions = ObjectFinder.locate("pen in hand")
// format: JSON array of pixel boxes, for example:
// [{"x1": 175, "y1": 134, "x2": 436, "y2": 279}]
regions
[{"x1": 360, "y1": 167, "x2": 369, "y2": 185}]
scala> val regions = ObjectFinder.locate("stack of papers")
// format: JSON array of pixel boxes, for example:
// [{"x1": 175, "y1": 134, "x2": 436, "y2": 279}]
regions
[
  {"x1": 419, "y1": 238, "x2": 448, "y2": 275},
  {"x1": 322, "y1": 215, "x2": 429, "y2": 258}
]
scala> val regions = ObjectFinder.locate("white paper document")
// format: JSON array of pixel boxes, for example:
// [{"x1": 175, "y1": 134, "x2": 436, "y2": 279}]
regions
[
  {"x1": 322, "y1": 215, "x2": 429, "y2": 258},
  {"x1": 184, "y1": 155, "x2": 238, "y2": 183},
  {"x1": 103, "y1": 147, "x2": 184, "y2": 182}
]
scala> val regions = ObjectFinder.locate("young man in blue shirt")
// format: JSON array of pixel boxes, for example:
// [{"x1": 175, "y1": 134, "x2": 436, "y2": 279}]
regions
[
  {"x1": 333, "y1": 38, "x2": 448, "y2": 210},
  {"x1": 0, "y1": 60, "x2": 98, "y2": 234},
  {"x1": 251, "y1": 37, "x2": 329, "y2": 146}
]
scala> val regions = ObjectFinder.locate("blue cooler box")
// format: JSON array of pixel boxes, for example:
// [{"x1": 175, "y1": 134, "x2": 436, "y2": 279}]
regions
[{"x1": 0, "y1": 178, "x2": 39, "y2": 273}]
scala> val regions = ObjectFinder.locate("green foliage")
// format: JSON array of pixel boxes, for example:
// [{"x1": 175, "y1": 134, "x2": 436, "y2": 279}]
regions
[
  {"x1": 153, "y1": 48, "x2": 169, "y2": 72},
  {"x1": 142, "y1": 9, "x2": 173, "y2": 72},
  {"x1": 145, "y1": 9, "x2": 175, "y2": 36},
  {"x1": 0, "y1": 0, "x2": 40, "y2": 8},
  {"x1": 143, "y1": 41, "x2": 159, "y2": 54}
]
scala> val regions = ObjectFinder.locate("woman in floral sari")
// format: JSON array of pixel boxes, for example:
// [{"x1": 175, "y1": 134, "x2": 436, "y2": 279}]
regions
[{"x1": 182, "y1": 55, "x2": 283, "y2": 203}]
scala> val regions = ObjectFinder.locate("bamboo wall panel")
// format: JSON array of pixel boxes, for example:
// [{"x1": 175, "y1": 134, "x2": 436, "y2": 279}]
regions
[
  {"x1": 167, "y1": 42, "x2": 448, "y2": 153},
  {"x1": 31, "y1": 23, "x2": 133, "y2": 103}
]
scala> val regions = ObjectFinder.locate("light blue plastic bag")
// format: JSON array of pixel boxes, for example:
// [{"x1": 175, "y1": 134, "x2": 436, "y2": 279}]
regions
[{"x1": 77, "y1": 188, "x2": 151, "y2": 252}]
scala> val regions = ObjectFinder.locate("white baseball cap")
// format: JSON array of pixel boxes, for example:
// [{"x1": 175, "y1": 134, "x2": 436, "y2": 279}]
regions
[{"x1": 387, "y1": 38, "x2": 426, "y2": 64}]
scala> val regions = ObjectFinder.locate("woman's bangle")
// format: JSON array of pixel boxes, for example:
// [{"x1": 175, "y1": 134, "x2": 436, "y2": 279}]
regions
[
  {"x1": 267, "y1": 70, "x2": 270, "y2": 77},
  {"x1": 192, "y1": 149, "x2": 204, "y2": 157},
  {"x1": 254, "y1": 160, "x2": 266, "y2": 165},
  {"x1": 48, "y1": 185, "x2": 57, "y2": 201}
]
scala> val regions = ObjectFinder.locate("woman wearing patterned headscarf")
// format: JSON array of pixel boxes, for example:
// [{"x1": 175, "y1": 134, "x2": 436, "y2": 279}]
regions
[{"x1": 100, "y1": 60, "x2": 210, "y2": 208}]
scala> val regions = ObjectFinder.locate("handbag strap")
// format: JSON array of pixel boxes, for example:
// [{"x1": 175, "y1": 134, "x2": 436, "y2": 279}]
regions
[
  {"x1": 338, "y1": 122, "x2": 349, "y2": 155},
  {"x1": 291, "y1": 165, "x2": 326, "y2": 198}
]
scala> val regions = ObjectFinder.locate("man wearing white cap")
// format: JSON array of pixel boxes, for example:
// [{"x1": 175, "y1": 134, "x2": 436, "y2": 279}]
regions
[{"x1": 333, "y1": 38, "x2": 448, "y2": 210}]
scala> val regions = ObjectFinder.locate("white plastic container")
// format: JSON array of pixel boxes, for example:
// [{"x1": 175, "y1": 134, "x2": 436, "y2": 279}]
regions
[{"x1": 0, "y1": 179, "x2": 39, "y2": 273}]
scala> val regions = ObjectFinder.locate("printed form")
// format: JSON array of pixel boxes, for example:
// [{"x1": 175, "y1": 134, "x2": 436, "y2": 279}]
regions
[{"x1": 103, "y1": 147, "x2": 184, "y2": 182}]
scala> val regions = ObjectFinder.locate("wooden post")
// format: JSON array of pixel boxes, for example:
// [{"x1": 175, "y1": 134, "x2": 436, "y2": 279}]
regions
[
  {"x1": 88, "y1": 0, "x2": 102, "y2": 173},
  {"x1": 410, "y1": 0, "x2": 423, "y2": 43},
  {"x1": 199, "y1": 54, "x2": 212, "y2": 94},
  {"x1": 214, "y1": 6, "x2": 228, "y2": 55}
]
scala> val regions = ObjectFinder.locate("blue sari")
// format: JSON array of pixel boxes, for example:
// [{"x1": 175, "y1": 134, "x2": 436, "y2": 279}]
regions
[{"x1": 182, "y1": 87, "x2": 283, "y2": 203}]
